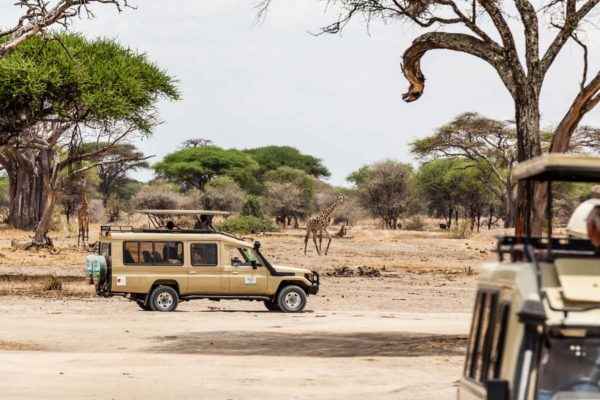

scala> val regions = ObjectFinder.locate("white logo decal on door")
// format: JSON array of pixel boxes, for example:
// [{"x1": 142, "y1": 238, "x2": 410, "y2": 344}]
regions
[{"x1": 244, "y1": 276, "x2": 257, "y2": 285}]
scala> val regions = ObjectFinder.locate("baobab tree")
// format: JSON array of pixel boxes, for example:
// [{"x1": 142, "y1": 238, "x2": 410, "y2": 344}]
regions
[{"x1": 259, "y1": 0, "x2": 600, "y2": 232}]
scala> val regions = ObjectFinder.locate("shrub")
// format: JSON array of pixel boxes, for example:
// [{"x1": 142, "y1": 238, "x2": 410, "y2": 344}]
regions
[
  {"x1": 404, "y1": 215, "x2": 425, "y2": 231},
  {"x1": 241, "y1": 196, "x2": 263, "y2": 218},
  {"x1": 42, "y1": 274, "x2": 62, "y2": 291},
  {"x1": 448, "y1": 220, "x2": 472, "y2": 239},
  {"x1": 216, "y1": 215, "x2": 276, "y2": 234},
  {"x1": 132, "y1": 185, "x2": 181, "y2": 210}
]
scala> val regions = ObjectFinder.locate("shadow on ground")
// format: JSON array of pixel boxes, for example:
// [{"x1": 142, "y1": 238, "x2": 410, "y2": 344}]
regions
[{"x1": 150, "y1": 331, "x2": 467, "y2": 358}]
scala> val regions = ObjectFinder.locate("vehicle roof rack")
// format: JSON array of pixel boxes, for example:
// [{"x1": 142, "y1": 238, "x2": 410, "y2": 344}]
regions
[
  {"x1": 512, "y1": 154, "x2": 600, "y2": 182},
  {"x1": 137, "y1": 209, "x2": 230, "y2": 216}
]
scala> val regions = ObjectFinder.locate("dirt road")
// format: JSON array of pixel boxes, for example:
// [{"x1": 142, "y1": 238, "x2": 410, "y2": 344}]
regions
[
  {"x1": 1, "y1": 297, "x2": 470, "y2": 400},
  {"x1": 0, "y1": 224, "x2": 496, "y2": 399}
]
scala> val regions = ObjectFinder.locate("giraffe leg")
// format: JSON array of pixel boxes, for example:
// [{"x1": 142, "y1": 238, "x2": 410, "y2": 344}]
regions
[
  {"x1": 323, "y1": 229, "x2": 333, "y2": 256},
  {"x1": 304, "y1": 228, "x2": 311, "y2": 255},
  {"x1": 312, "y1": 229, "x2": 320, "y2": 256},
  {"x1": 318, "y1": 230, "x2": 323, "y2": 255}
]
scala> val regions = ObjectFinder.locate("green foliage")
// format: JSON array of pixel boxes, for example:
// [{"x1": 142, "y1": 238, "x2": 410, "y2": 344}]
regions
[
  {"x1": 415, "y1": 158, "x2": 494, "y2": 228},
  {"x1": 241, "y1": 195, "x2": 264, "y2": 218},
  {"x1": 0, "y1": 33, "x2": 179, "y2": 134},
  {"x1": 0, "y1": 176, "x2": 8, "y2": 206},
  {"x1": 216, "y1": 215, "x2": 275, "y2": 234},
  {"x1": 153, "y1": 146, "x2": 260, "y2": 193},
  {"x1": 346, "y1": 165, "x2": 371, "y2": 186},
  {"x1": 244, "y1": 146, "x2": 330, "y2": 179},
  {"x1": 353, "y1": 160, "x2": 413, "y2": 229},
  {"x1": 114, "y1": 178, "x2": 144, "y2": 201}
]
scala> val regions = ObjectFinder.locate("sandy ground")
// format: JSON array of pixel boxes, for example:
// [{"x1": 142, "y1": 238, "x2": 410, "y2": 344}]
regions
[{"x1": 0, "y1": 222, "x2": 504, "y2": 399}]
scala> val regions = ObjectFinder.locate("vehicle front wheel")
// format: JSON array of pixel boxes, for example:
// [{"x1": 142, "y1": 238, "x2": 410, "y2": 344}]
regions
[
  {"x1": 149, "y1": 286, "x2": 179, "y2": 312},
  {"x1": 263, "y1": 300, "x2": 280, "y2": 312},
  {"x1": 277, "y1": 285, "x2": 307, "y2": 313}
]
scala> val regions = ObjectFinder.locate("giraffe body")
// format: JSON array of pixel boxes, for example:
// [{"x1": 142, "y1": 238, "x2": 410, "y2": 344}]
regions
[
  {"x1": 304, "y1": 195, "x2": 345, "y2": 256},
  {"x1": 78, "y1": 190, "x2": 90, "y2": 247}
]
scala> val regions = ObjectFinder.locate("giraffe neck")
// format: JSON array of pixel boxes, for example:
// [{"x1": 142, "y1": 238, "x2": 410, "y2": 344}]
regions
[
  {"x1": 81, "y1": 192, "x2": 88, "y2": 209},
  {"x1": 319, "y1": 199, "x2": 342, "y2": 220}
]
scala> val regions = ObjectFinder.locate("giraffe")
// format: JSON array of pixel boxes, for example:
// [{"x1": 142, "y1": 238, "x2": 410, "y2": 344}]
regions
[
  {"x1": 304, "y1": 195, "x2": 345, "y2": 256},
  {"x1": 77, "y1": 188, "x2": 90, "y2": 247}
]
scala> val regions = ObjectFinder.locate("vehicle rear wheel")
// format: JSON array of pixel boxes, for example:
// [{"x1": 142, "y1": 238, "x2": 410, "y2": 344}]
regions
[
  {"x1": 149, "y1": 286, "x2": 179, "y2": 312},
  {"x1": 263, "y1": 300, "x2": 280, "y2": 311},
  {"x1": 276, "y1": 285, "x2": 307, "y2": 313}
]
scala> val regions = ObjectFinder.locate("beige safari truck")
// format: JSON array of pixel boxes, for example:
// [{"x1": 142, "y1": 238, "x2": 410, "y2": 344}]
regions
[
  {"x1": 458, "y1": 154, "x2": 600, "y2": 400},
  {"x1": 85, "y1": 210, "x2": 319, "y2": 312}
]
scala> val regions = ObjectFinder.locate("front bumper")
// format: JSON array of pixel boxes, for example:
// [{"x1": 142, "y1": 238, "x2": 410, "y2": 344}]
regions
[{"x1": 308, "y1": 270, "x2": 320, "y2": 295}]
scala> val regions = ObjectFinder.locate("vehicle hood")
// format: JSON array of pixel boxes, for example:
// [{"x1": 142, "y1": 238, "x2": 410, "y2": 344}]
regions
[{"x1": 272, "y1": 265, "x2": 312, "y2": 275}]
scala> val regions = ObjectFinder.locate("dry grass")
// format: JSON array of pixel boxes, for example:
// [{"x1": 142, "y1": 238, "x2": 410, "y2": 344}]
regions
[
  {"x1": 0, "y1": 274, "x2": 94, "y2": 297},
  {"x1": 0, "y1": 341, "x2": 40, "y2": 351}
]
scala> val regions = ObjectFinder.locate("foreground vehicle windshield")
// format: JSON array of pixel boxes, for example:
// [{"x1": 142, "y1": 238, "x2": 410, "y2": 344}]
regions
[{"x1": 538, "y1": 336, "x2": 600, "y2": 399}]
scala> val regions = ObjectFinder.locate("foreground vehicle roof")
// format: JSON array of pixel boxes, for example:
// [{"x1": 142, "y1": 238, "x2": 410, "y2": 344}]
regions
[{"x1": 512, "y1": 154, "x2": 600, "y2": 182}]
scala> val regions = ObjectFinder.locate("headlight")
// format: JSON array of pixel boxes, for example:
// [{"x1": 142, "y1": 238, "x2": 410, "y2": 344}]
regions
[{"x1": 304, "y1": 273, "x2": 314, "y2": 281}]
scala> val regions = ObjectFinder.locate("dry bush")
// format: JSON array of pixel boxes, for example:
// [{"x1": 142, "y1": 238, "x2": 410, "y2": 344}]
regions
[
  {"x1": 133, "y1": 185, "x2": 182, "y2": 210},
  {"x1": 448, "y1": 221, "x2": 472, "y2": 239},
  {"x1": 404, "y1": 215, "x2": 426, "y2": 231},
  {"x1": 182, "y1": 177, "x2": 246, "y2": 212},
  {"x1": 41, "y1": 274, "x2": 62, "y2": 291},
  {"x1": 89, "y1": 199, "x2": 105, "y2": 223}
]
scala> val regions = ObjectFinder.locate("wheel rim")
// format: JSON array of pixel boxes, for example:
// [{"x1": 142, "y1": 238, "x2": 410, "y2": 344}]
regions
[
  {"x1": 156, "y1": 292, "x2": 174, "y2": 310},
  {"x1": 284, "y1": 291, "x2": 301, "y2": 310}
]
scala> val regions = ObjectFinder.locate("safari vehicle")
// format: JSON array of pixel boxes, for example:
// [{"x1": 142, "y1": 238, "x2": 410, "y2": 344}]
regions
[
  {"x1": 85, "y1": 210, "x2": 319, "y2": 313},
  {"x1": 458, "y1": 154, "x2": 600, "y2": 400}
]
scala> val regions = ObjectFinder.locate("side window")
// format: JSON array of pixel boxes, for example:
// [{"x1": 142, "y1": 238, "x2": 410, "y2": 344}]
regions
[
  {"x1": 154, "y1": 241, "x2": 183, "y2": 265},
  {"x1": 123, "y1": 242, "x2": 140, "y2": 264},
  {"x1": 489, "y1": 302, "x2": 511, "y2": 380},
  {"x1": 191, "y1": 243, "x2": 218, "y2": 266},
  {"x1": 123, "y1": 241, "x2": 183, "y2": 265},
  {"x1": 464, "y1": 290, "x2": 500, "y2": 385}
]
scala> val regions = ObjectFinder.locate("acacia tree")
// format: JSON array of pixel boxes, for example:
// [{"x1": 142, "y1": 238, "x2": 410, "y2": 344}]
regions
[
  {"x1": 351, "y1": 160, "x2": 413, "y2": 229},
  {"x1": 412, "y1": 113, "x2": 600, "y2": 228},
  {"x1": 0, "y1": 34, "x2": 179, "y2": 246},
  {"x1": 412, "y1": 113, "x2": 518, "y2": 227},
  {"x1": 261, "y1": 0, "x2": 600, "y2": 233}
]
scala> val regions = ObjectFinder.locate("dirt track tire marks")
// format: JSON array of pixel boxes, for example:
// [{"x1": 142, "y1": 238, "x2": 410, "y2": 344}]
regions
[{"x1": 151, "y1": 331, "x2": 467, "y2": 358}]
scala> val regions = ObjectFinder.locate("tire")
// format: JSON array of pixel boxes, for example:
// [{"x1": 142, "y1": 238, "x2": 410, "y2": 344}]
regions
[
  {"x1": 276, "y1": 285, "x2": 307, "y2": 313},
  {"x1": 263, "y1": 300, "x2": 280, "y2": 312},
  {"x1": 136, "y1": 301, "x2": 152, "y2": 311},
  {"x1": 149, "y1": 285, "x2": 179, "y2": 312}
]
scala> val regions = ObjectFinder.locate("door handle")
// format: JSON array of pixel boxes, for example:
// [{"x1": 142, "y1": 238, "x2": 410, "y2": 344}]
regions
[
  {"x1": 189, "y1": 271, "x2": 197, "y2": 275},
  {"x1": 232, "y1": 271, "x2": 239, "y2": 275}
]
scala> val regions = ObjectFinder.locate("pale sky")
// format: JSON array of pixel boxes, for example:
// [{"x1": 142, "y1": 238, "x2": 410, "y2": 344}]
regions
[{"x1": 2, "y1": 1, "x2": 600, "y2": 186}]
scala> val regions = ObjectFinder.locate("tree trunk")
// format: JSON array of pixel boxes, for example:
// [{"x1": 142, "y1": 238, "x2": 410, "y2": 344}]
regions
[
  {"x1": 34, "y1": 190, "x2": 57, "y2": 244},
  {"x1": 514, "y1": 89, "x2": 542, "y2": 234},
  {"x1": 6, "y1": 152, "x2": 46, "y2": 229}
]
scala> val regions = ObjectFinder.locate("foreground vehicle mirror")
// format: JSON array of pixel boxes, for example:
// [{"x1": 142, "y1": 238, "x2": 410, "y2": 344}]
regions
[
  {"x1": 251, "y1": 260, "x2": 258, "y2": 269},
  {"x1": 486, "y1": 379, "x2": 510, "y2": 400}
]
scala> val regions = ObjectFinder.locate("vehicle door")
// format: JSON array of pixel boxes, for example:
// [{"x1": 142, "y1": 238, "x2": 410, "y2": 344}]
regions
[
  {"x1": 188, "y1": 242, "x2": 222, "y2": 294},
  {"x1": 225, "y1": 245, "x2": 268, "y2": 295}
]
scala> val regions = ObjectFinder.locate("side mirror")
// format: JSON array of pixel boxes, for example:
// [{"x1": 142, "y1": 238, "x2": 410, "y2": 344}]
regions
[
  {"x1": 486, "y1": 379, "x2": 510, "y2": 400},
  {"x1": 251, "y1": 260, "x2": 258, "y2": 270}
]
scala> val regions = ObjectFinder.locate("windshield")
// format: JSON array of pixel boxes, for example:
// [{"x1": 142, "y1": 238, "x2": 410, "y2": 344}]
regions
[{"x1": 538, "y1": 337, "x2": 600, "y2": 399}]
